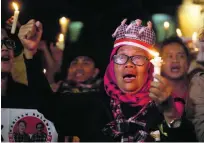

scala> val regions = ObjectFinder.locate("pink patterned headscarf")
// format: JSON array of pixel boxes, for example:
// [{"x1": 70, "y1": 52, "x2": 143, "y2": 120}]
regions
[
  {"x1": 104, "y1": 46, "x2": 154, "y2": 107},
  {"x1": 104, "y1": 19, "x2": 156, "y2": 108}
]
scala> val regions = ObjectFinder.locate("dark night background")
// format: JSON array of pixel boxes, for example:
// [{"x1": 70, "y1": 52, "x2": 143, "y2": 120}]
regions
[{"x1": 1, "y1": 0, "x2": 182, "y2": 72}]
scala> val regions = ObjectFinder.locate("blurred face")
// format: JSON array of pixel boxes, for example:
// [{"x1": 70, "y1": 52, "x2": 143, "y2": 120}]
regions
[
  {"x1": 18, "y1": 122, "x2": 26, "y2": 133},
  {"x1": 1, "y1": 29, "x2": 14, "y2": 73},
  {"x1": 36, "y1": 124, "x2": 43, "y2": 132},
  {"x1": 161, "y1": 43, "x2": 189, "y2": 80},
  {"x1": 67, "y1": 56, "x2": 99, "y2": 83},
  {"x1": 114, "y1": 46, "x2": 149, "y2": 93}
]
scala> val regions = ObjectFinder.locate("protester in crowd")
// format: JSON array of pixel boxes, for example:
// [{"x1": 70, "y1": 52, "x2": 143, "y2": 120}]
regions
[
  {"x1": 185, "y1": 28, "x2": 204, "y2": 141},
  {"x1": 1, "y1": 28, "x2": 29, "y2": 97},
  {"x1": 160, "y1": 37, "x2": 190, "y2": 117},
  {"x1": 18, "y1": 19, "x2": 112, "y2": 142},
  {"x1": 13, "y1": 120, "x2": 30, "y2": 142},
  {"x1": 54, "y1": 46, "x2": 102, "y2": 94},
  {"x1": 102, "y1": 19, "x2": 196, "y2": 141},
  {"x1": 31, "y1": 122, "x2": 47, "y2": 142},
  {"x1": 4, "y1": 16, "x2": 28, "y2": 85}
]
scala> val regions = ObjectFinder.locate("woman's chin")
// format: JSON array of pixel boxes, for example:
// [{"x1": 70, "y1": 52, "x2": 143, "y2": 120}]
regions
[{"x1": 120, "y1": 86, "x2": 141, "y2": 94}]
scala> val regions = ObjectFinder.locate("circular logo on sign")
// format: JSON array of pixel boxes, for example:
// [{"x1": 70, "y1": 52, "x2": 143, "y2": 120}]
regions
[{"x1": 9, "y1": 111, "x2": 53, "y2": 142}]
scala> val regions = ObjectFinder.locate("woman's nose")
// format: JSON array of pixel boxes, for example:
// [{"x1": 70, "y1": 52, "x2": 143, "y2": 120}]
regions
[{"x1": 124, "y1": 59, "x2": 135, "y2": 68}]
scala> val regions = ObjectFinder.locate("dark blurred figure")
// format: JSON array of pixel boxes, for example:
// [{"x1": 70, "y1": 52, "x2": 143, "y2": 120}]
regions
[
  {"x1": 186, "y1": 29, "x2": 204, "y2": 141},
  {"x1": 31, "y1": 122, "x2": 47, "y2": 142}
]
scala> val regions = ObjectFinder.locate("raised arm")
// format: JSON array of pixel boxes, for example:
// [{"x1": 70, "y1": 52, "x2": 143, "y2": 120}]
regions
[{"x1": 18, "y1": 19, "x2": 53, "y2": 97}]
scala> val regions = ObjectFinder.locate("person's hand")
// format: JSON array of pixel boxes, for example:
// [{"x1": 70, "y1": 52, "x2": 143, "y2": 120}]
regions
[
  {"x1": 50, "y1": 81, "x2": 62, "y2": 92},
  {"x1": 149, "y1": 74, "x2": 180, "y2": 123},
  {"x1": 5, "y1": 16, "x2": 21, "y2": 30},
  {"x1": 18, "y1": 19, "x2": 43, "y2": 59},
  {"x1": 149, "y1": 74, "x2": 173, "y2": 104},
  {"x1": 38, "y1": 40, "x2": 48, "y2": 52}
]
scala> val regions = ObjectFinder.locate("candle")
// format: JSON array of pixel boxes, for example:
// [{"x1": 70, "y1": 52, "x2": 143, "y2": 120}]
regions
[
  {"x1": 59, "y1": 17, "x2": 70, "y2": 34},
  {"x1": 56, "y1": 33, "x2": 65, "y2": 50},
  {"x1": 11, "y1": 2, "x2": 20, "y2": 34},
  {"x1": 164, "y1": 21, "x2": 170, "y2": 30},
  {"x1": 176, "y1": 28, "x2": 182, "y2": 37},
  {"x1": 192, "y1": 32, "x2": 197, "y2": 43},
  {"x1": 150, "y1": 52, "x2": 163, "y2": 82},
  {"x1": 43, "y1": 69, "x2": 46, "y2": 74},
  {"x1": 192, "y1": 32, "x2": 199, "y2": 52},
  {"x1": 164, "y1": 21, "x2": 170, "y2": 38}
]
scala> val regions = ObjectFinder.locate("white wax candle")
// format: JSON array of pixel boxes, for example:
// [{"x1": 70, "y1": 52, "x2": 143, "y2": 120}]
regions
[
  {"x1": 11, "y1": 2, "x2": 20, "y2": 34},
  {"x1": 150, "y1": 56, "x2": 163, "y2": 82},
  {"x1": 56, "y1": 33, "x2": 65, "y2": 50}
]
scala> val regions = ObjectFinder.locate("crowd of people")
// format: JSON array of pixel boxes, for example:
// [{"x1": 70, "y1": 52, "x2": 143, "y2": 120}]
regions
[{"x1": 1, "y1": 16, "x2": 204, "y2": 142}]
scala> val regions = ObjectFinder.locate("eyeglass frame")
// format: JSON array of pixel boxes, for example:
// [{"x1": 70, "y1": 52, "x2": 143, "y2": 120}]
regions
[
  {"x1": 1, "y1": 38, "x2": 16, "y2": 50},
  {"x1": 113, "y1": 54, "x2": 149, "y2": 66}
]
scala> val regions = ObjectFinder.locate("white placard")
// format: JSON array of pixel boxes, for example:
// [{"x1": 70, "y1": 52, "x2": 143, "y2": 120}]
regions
[{"x1": 1, "y1": 108, "x2": 58, "y2": 142}]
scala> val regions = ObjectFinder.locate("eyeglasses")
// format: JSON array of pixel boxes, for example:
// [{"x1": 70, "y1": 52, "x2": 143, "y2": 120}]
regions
[
  {"x1": 1, "y1": 38, "x2": 16, "y2": 50},
  {"x1": 113, "y1": 54, "x2": 149, "y2": 66}
]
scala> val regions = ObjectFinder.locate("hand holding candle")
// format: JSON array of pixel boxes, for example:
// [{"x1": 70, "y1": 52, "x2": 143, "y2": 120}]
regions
[
  {"x1": 150, "y1": 52, "x2": 163, "y2": 82},
  {"x1": 149, "y1": 52, "x2": 173, "y2": 105},
  {"x1": 11, "y1": 2, "x2": 20, "y2": 34}
]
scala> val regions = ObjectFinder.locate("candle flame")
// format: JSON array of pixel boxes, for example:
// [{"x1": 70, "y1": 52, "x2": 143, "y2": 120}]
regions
[
  {"x1": 60, "y1": 17, "x2": 68, "y2": 24},
  {"x1": 194, "y1": 47, "x2": 199, "y2": 52},
  {"x1": 149, "y1": 50, "x2": 159, "y2": 57},
  {"x1": 176, "y1": 28, "x2": 182, "y2": 37},
  {"x1": 164, "y1": 21, "x2": 170, "y2": 29},
  {"x1": 43, "y1": 69, "x2": 46, "y2": 74},
  {"x1": 12, "y1": 2, "x2": 19, "y2": 11},
  {"x1": 192, "y1": 32, "x2": 197, "y2": 42},
  {"x1": 58, "y1": 33, "x2": 64, "y2": 42}
]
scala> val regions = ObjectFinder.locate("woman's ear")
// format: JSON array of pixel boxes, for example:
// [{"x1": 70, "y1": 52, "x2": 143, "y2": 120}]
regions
[{"x1": 93, "y1": 68, "x2": 100, "y2": 78}]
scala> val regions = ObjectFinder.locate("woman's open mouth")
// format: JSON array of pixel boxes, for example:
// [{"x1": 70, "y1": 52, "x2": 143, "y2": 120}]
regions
[
  {"x1": 1, "y1": 55, "x2": 10, "y2": 62},
  {"x1": 123, "y1": 74, "x2": 136, "y2": 82}
]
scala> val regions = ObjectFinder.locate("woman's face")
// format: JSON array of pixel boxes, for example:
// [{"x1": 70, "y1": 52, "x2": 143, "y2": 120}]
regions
[
  {"x1": 18, "y1": 122, "x2": 26, "y2": 133},
  {"x1": 114, "y1": 46, "x2": 149, "y2": 93}
]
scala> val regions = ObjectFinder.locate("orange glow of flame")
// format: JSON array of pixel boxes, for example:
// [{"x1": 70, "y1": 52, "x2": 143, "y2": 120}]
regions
[
  {"x1": 149, "y1": 50, "x2": 159, "y2": 57},
  {"x1": 12, "y1": 2, "x2": 19, "y2": 11}
]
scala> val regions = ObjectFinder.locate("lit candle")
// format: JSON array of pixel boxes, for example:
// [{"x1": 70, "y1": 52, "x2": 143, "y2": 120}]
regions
[
  {"x1": 176, "y1": 28, "x2": 182, "y2": 37},
  {"x1": 164, "y1": 21, "x2": 170, "y2": 38},
  {"x1": 192, "y1": 32, "x2": 199, "y2": 52},
  {"x1": 164, "y1": 21, "x2": 170, "y2": 30},
  {"x1": 11, "y1": 2, "x2": 20, "y2": 34},
  {"x1": 192, "y1": 32, "x2": 197, "y2": 43},
  {"x1": 43, "y1": 69, "x2": 46, "y2": 74},
  {"x1": 59, "y1": 17, "x2": 70, "y2": 34},
  {"x1": 56, "y1": 33, "x2": 65, "y2": 50},
  {"x1": 150, "y1": 52, "x2": 163, "y2": 82}
]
